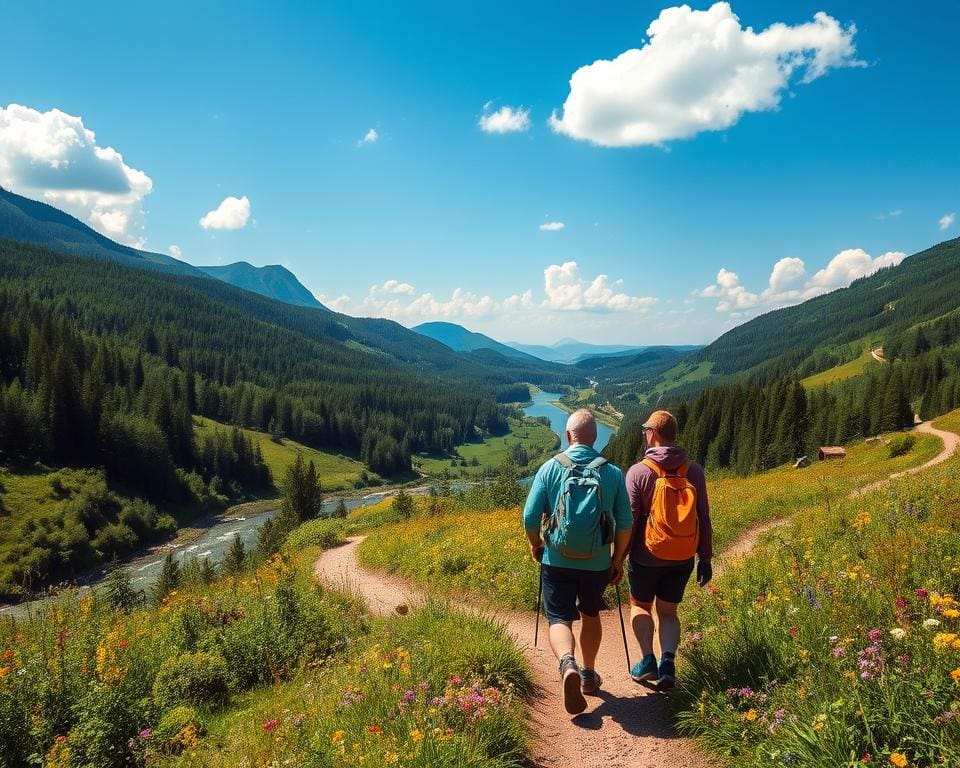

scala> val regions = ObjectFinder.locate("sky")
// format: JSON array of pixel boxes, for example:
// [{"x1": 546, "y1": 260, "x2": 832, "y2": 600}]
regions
[{"x1": 1, "y1": 0, "x2": 958, "y2": 345}]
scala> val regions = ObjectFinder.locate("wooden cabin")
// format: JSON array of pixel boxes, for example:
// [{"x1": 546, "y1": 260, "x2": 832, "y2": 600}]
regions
[{"x1": 818, "y1": 446, "x2": 846, "y2": 460}]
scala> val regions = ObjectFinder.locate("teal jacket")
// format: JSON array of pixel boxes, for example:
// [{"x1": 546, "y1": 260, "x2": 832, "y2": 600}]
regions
[{"x1": 522, "y1": 444, "x2": 632, "y2": 571}]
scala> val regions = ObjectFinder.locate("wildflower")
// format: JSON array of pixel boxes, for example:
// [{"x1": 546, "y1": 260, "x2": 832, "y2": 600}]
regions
[
  {"x1": 410, "y1": 728, "x2": 424, "y2": 743},
  {"x1": 368, "y1": 724, "x2": 382, "y2": 735},
  {"x1": 138, "y1": 729, "x2": 152, "y2": 740},
  {"x1": 895, "y1": 597, "x2": 908, "y2": 609},
  {"x1": 924, "y1": 619, "x2": 941, "y2": 629},
  {"x1": 402, "y1": 689, "x2": 416, "y2": 704},
  {"x1": 812, "y1": 714, "x2": 826, "y2": 732},
  {"x1": 916, "y1": 589, "x2": 929, "y2": 598},
  {"x1": 0, "y1": 666, "x2": 9, "y2": 679},
  {"x1": 868, "y1": 628, "x2": 883, "y2": 643},
  {"x1": 745, "y1": 709, "x2": 758, "y2": 721},
  {"x1": 889, "y1": 752, "x2": 908, "y2": 767},
  {"x1": 890, "y1": 628, "x2": 907, "y2": 640},
  {"x1": 944, "y1": 609, "x2": 960, "y2": 619},
  {"x1": 263, "y1": 719, "x2": 280, "y2": 732},
  {"x1": 331, "y1": 730, "x2": 345, "y2": 744},
  {"x1": 933, "y1": 632, "x2": 959, "y2": 652},
  {"x1": 951, "y1": 668, "x2": 960, "y2": 683}
]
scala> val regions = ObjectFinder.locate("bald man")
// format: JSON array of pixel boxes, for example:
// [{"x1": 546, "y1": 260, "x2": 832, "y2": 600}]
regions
[{"x1": 523, "y1": 408, "x2": 633, "y2": 715}]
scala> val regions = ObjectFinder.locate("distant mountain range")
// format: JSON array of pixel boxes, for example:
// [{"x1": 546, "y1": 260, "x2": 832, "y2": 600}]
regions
[
  {"x1": 198, "y1": 262, "x2": 325, "y2": 309},
  {"x1": 412, "y1": 322, "x2": 539, "y2": 361},
  {"x1": 505, "y1": 339, "x2": 649, "y2": 364}
]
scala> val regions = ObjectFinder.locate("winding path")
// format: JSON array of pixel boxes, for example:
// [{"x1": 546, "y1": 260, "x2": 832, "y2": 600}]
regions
[{"x1": 315, "y1": 419, "x2": 960, "y2": 768}]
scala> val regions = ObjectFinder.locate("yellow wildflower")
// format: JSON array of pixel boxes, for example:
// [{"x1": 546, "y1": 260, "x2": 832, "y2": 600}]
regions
[
  {"x1": 889, "y1": 752, "x2": 908, "y2": 767},
  {"x1": 944, "y1": 609, "x2": 960, "y2": 619},
  {"x1": 332, "y1": 730, "x2": 346, "y2": 744},
  {"x1": 951, "y1": 668, "x2": 960, "y2": 683},
  {"x1": 744, "y1": 709, "x2": 758, "y2": 722},
  {"x1": 410, "y1": 728, "x2": 424, "y2": 743}
]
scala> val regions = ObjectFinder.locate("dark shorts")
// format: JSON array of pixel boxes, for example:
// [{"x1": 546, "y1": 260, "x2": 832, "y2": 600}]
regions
[
  {"x1": 628, "y1": 559, "x2": 695, "y2": 604},
  {"x1": 541, "y1": 563, "x2": 610, "y2": 624}
]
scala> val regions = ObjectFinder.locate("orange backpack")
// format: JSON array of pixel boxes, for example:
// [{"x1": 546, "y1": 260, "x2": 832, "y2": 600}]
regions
[{"x1": 641, "y1": 459, "x2": 699, "y2": 561}]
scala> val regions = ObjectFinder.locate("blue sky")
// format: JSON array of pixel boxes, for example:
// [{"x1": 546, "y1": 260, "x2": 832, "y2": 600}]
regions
[{"x1": 1, "y1": 1, "x2": 957, "y2": 344}]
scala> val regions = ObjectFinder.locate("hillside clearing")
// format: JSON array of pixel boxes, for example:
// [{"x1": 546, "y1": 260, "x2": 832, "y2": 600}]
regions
[{"x1": 800, "y1": 347, "x2": 879, "y2": 388}]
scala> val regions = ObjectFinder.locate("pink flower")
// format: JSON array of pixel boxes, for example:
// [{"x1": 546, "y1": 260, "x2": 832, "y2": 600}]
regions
[
  {"x1": 263, "y1": 719, "x2": 280, "y2": 732},
  {"x1": 915, "y1": 588, "x2": 929, "y2": 598}
]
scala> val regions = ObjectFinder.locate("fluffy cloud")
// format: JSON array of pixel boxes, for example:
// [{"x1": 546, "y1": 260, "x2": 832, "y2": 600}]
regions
[
  {"x1": 478, "y1": 105, "x2": 531, "y2": 134},
  {"x1": 539, "y1": 221, "x2": 565, "y2": 231},
  {"x1": 940, "y1": 212, "x2": 956, "y2": 231},
  {"x1": 0, "y1": 103, "x2": 153, "y2": 246},
  {"x1": 321, "y1": 262, "x2": 654, "y2": 323},
  {"x1": 542, "y1": 261, "x2": 656, "y2": 312},
  {"x1": 199, "y1": 195, "x2": 251, "y2": 230},
  {"x1": 168, "y1": 244, "x2": 183, "y2": 260},
  {"x1": 696, "y1": 248, "x2": 907, "y2": 312},
  {"x1": 358, "y1": 128, "x2": 378, "y2": 146},
  {"x1": 874, "y1": 209, "x2": 902, "y2": 221},
  {"x1": 549, "y1": 2, "x2": 862, "y2": 147}
]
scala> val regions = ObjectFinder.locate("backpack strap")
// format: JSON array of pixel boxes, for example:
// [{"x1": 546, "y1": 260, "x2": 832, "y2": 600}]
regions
[
  {"x1": 585, "y1": 456, "x2": 607, "y2": 470},
  {"x1": 675, "y1": 461, "x2": 690, "y2": 479},
  {"x1": 641, "y1": 458, "x2": 665, "y2": 477},
  {"x1": 553, "y1": 452, "x2": 574, "y2": 468}
]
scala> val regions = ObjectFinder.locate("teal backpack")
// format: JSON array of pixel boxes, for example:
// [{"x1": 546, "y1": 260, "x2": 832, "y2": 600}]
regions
[{"x1": 541, "y1": 453, "x2": 615, "y2": 559}]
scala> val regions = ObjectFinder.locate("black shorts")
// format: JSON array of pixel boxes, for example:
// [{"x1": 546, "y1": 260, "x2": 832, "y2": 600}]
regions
[
  {"x1": 540, "y1": 563, "x2": 610, "y2": 624},
  {"x1": 628, "y1": 559, "x2": 695, "y2": 604}
]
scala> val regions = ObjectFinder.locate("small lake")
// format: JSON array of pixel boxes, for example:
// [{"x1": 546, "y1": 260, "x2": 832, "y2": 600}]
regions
[{"x1": 522, "y1": 390, "x2": 616, "y2": 453}]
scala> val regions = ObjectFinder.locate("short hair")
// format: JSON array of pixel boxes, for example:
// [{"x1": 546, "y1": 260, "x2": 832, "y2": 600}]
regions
[{"x1": 566, "y1": 408, "x2": 598, "y2": 445}]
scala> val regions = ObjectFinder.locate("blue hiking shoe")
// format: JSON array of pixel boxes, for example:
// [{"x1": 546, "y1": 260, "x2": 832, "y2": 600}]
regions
[
  {"x1": 657, "y1": 655, "x2": 676, "y2": 691},
  {"x1": 630, "y1": 653, "x2": 658, "y2": 683}
]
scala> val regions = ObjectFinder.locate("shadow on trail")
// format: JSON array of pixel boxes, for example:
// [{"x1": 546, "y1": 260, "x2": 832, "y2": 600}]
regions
[{"x1": 572, "y1": 688, "x2": 681, "y2": 738}]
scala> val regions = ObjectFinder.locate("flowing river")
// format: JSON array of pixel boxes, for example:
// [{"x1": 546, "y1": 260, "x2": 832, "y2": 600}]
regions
[{"x1": 1, "y1": 392, "x2": 615, "y2": 617}]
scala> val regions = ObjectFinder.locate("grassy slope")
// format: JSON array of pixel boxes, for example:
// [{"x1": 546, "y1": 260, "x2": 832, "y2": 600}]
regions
[
  {"x1": 357, "y1": 430, "x2": 940, "y2": 611},
  {"x1": 414, "y1": 416, "x2": 558, "y2": 478},
  {"x1": 645, "y1": 360, "x2": 714, "y2": 402},
  {"x1": 674, "y1": 411, "x2": 960, "y2": 766},
  {"x1": 194, "y1": 416, "x2": 380, "y2": 492},
  {"x1": 800, "y1": 347, "x2": 880, "y2": 389}
]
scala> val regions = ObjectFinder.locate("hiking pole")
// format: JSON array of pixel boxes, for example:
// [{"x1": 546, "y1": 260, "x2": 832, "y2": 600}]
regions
[
  {"x1": 534, "y1": 561, "x2": 543, "y2": 647},
  {"x1": 615, "y1": 583, "x2": 631, "y2": 674}
]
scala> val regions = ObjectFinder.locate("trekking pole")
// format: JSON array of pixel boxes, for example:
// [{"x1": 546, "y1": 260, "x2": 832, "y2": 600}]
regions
[
  {"x1": 615, "y1": 583, "x2": 631, "y2": 674},
  {"x1": 534, "y1": 561, "x2": 543, "y2": 647}
]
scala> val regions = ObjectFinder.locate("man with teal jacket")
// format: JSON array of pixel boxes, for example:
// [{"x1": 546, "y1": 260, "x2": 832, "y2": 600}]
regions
[{"x1": 523, "y1": 408, "x2": 633, "y2": 715}]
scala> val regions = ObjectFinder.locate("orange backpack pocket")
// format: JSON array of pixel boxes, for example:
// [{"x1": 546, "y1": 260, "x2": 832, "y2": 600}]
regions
[{"x1": 642, "y1": 459, "x2": 699, "y2": 561}]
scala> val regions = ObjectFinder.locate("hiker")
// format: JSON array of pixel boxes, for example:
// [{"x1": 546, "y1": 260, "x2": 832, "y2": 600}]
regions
[
  {"x1": 625, "y1": 409, "x2": 712, "y2": 691},
  {"x1": 523, "y1": 409, "x2": 633, "y2": 715}
]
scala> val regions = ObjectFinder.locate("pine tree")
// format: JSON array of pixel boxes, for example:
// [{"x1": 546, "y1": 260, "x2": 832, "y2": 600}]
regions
[
  {"x1": 222, "y1": 533, "x2": 246, "y2": 576},
  {"x1": 282, "y1": 454, "x2": 323, "y2": 521},
  {"x1": 393, "y1": 488, "x2": 415, "y2": 519},
  {"x1": 332, "y1": 499, "x2": 348, "y2": 519},
  {"x1": 152, "y1": 552, "x2": 181, "y2": 604},
  {"x1": 104, "y1": 560, "x2": 140, "y2": 612}
]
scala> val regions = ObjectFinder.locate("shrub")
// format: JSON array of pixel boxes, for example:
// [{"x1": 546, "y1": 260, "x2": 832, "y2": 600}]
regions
[
  {"x1": 153, "y1": 705, "x2": 204, "y2": 753},
  {"x1": 888, "y1": 433, "x2": 916, "y2": 458},
  {"x1": 152, "y1": 650, "x2": 230, "y2": 709},
  {"x1": 285, "y1": 518, "x2": 345, "y2": 551}
]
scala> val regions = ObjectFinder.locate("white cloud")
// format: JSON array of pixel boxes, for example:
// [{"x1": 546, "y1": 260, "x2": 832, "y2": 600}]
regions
[
  {"x1": 874, "y1": 209, "x2": 903, "y2": 221},
  {"x1": 539, "y1": 221, "x2": 565, "y2": 231},
  {"x1": 199, "y1": 195, "x2": 250, "y2": 230},
  {"x1": 549, "y1": 2, "x2": 862, "y2": 147},
  {"x1": 478, "y1": 105, "x2": 531, "y2": 134},
  {"x1": 358, "y1": 128, "x2": 379, "y2": 146},
  {"x1": 168, "y1": 244, "x2": 183, "y2": 260},
  {"x1": 322, "y1": 261, "x2": 655, "y2": 324},
  {"x1": 542, "y1": 261, "x2": 656, "y2": 312},
  {"x1": 0, "y1": 103, "x2": 153, "y2": 246},
  {"x1": 940, "y1": 212, "x2": 956, "y2": 231},
  {"x1": 696, "y1": 248, "x2": 907, "y2": 313}
]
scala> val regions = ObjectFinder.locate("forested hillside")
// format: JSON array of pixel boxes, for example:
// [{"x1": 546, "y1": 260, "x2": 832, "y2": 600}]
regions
[{"x1": 198, "y1": 262, "x2": 326, "y2": 309}]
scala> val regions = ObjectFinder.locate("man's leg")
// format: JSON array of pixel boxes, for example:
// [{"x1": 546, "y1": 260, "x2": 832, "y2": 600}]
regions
[
  {"x1": 578, "y1": 612, "x2": 602, "y2": 670},
  {"x1": 629, "y1": 598, "x2": 656, "y2": 656},
  {"x1": 548, "y1": 620, "x2": 576, "y2": 662},
  {"x1": 541, "y1": 565, "x2": 587, "y2": 714},
  {"x1": 655, "y1": 599, "x2": 681, "y2": 656}
]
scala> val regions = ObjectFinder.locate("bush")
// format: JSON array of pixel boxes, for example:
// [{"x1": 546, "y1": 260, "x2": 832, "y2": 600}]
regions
[
  {"x1": 153, "y1": 705, "x2": 204, "y2": 753},
  {"x1": 888, "y1": 433, "x2": 916, "y2": 458},
  {"x1": 285, "y1": 518, "x2": 345, "y2": 551},
  {"x1": 152, "y1": 650, "x2": 230, "y2": 709}
]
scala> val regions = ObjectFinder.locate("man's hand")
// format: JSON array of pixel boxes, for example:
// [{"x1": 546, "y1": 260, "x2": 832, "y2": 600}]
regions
[
  {"x1": 609, "y1": 560, "x2": 624, "y2": 586},
  {"x1": 697, "y1": 559, "x2": 713, "y2": 587},
  {"x1": 530, "y1": 543, "x2": 544, "y2": 563}
]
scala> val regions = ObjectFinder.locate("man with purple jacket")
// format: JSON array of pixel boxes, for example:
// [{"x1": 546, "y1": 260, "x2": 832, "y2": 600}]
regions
[{"x1": 624, "y1": 410, "x2": 712, "y2": 690}]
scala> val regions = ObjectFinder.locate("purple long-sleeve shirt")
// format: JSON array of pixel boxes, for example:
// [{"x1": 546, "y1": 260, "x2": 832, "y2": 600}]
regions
[{"x1": 625, "y1": 445, "x2": 713, "y2": 566}]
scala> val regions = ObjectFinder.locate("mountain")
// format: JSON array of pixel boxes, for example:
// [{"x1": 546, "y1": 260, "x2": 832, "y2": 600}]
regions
[
  {"x1": 506, "y1": 338, "x2": 649, "y2": 364},
  {"x1": 692, "y1": 237, "x2": 960, "y2": 382},
  {"x1": 412, "y1": 322, "x2": 543, "y2": 362},
  {"x1": 0, "y1": 185, "x2": 203, "y2": 277},
  {"x1": 198, "y1": 262, "x2": 325, "y2": 309}
]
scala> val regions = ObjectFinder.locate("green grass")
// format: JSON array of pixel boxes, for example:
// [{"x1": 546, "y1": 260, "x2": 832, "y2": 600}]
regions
[
  {"x1": 414, "y1": 416, "x2": 558, "y2": 478},
  {"x1": 358, "y1": 429, "x2": 942, "y2": 612},
  {"x1": 800, "y1": 347, "x2": 879, "y2": 389},
  {"x1": 194, "y1": 416, "x2": 380, "y2": 492},
  {"x1": 674, "y1": 409, "x2": 960, "y2": 767},
  {"x1": 643, "y1": 360, "x2": 714, "y2": 402}
]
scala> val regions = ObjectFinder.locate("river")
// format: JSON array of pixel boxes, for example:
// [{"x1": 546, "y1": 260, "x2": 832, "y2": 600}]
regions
[{"x1": 1, "y1": 393, "x2": 614, "y2": 617}]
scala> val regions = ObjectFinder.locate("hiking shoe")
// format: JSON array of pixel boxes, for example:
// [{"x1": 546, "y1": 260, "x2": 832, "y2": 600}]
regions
[
  {"x1": 631, "y1": 653, "x2": 658, "y2": 683},
  {"x1": 580, "y1": 668, "x2": 602, "y2": 696},
  {"x1": 657, "y1": 656, "x2": 676, "y2": 691},
  {"x1": 560, "y1": 655, "x2": 587, "y2": 715}
]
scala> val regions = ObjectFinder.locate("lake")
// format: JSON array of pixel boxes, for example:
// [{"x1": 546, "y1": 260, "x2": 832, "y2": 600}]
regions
[{"x1": 522, "y1": 390, "x2": 616, "y2": 453}]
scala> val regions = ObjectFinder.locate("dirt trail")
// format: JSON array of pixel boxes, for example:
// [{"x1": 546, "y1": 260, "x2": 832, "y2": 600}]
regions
[
  {"x1": 718, "y1": 420, "x2": 960, "y2": 575},
  {"x1": 316, "y1": 539, "x2": 716, "y2": 768},
  {"x1": 314, "y1": 420, "x2": 960, "y2": 768}
]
